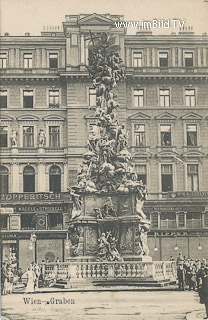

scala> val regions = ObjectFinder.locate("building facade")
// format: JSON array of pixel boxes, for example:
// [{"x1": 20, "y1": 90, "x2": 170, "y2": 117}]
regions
[{"x1": 1, "y1": 13, "x2": 208, "y2": 270}]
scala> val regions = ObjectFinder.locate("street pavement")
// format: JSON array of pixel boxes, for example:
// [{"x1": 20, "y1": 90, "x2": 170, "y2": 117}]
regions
[{"x1": 1, "y1": 290, "x2": 206, "y2": 320}]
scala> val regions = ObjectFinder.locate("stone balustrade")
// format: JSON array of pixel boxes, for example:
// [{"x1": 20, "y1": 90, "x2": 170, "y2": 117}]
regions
[{"x1": 43, "y1": 261, "x2": 176, "y2": 282}]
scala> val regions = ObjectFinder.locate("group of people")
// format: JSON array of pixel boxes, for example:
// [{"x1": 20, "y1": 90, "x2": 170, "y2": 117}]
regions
[
  {"x1": 175, "y1": 253, "x2": 208, "y2": 319},
  {"x1": 1, "y1": 259, "x2": 23, "y2": 295}
]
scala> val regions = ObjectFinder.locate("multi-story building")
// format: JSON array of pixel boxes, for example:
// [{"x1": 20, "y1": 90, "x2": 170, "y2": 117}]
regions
[{"x1": 1, "y1": 13, "x2": 208, "y2": 270}]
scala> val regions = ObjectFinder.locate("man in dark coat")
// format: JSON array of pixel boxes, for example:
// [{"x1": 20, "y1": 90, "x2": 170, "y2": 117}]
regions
[
  {"x1": 177, "y1": 264, "x2": 185, "y2": 291},
  {"x1": 198, "y1": 266, "x2": 208, "y2": 319}
]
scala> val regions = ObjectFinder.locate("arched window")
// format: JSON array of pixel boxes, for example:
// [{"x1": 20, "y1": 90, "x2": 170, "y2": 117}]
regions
[
  {"x1": 49, "y1": 165, "x2": 61, "y2": 193},
  {"x1": 23, "y1": 166, "x2": 35, "y2": 192},
  {"x1": 0, "y1": 166, "x2": 9, "y2": 193}
]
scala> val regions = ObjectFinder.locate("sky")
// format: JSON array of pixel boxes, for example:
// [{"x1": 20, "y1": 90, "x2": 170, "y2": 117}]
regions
[{"x1": 1, "y1": 0, "x2": 208, "y2": 36}]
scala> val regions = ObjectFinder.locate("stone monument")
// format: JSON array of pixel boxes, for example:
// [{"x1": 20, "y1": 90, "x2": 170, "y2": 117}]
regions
[{"x1": 67, "y1": 32, "x2": 151, "y2": 262}]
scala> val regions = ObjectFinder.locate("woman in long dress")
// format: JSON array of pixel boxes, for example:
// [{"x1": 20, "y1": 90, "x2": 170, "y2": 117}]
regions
[{"x1": 24, "y1": 267, "x2": 35, "y2": 293}]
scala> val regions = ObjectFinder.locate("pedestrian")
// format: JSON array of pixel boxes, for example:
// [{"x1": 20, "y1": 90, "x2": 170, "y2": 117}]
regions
[
  {"x1": 177, "y1": 252, "x2": 184, "y2": 266},
  {"x1": 24, "y1": 267, "x2": 35, "y2": 293},
  {"x1": 200, "y1": 267, "x2": 208, "y2": 319},
  {"x1": 17, "y1": 268, "x2": 23, "y2": 283},
  {"x1": 6, "y1": 268, "x2": 14, "y2": 294},
  {"x1": 188, "y1": 266, "x2": 196, "y2": 291},
  {"x1": 177, "y1": 264, "x2": 185, "y2": 291},
  {"x1": 34, "y1": 264, "x2": 40, "y2": 289}
]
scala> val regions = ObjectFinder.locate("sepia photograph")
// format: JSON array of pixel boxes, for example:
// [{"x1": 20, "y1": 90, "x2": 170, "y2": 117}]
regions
[{"x1": 0, "y1": 0, "x2": 208, "y2": 319}]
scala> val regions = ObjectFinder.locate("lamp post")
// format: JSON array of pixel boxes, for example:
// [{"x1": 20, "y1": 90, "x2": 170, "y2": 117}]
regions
[
  {"x1": 29, "y1": 232, "x2": 37, "y2": 263},
  {"x1": 198, "y1": 233, "x2": 202, "y2": 250},
  {"x1": 174, "y1": 233, "x2": 179, "y2": 251},
  {"x1": 154, "y1": 233, "x2": 158, "y2": 252}
]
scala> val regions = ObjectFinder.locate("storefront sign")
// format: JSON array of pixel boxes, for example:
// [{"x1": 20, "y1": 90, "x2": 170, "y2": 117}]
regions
[
  {"x1": 1, "y1": 233, "x2": 17, "y2": 240},
  {"x1": 0, "y1": 207, "x2": 14, "y2": 214},
  {"x1": 16, "y1": 204, "x2": 69, "y2": 213},
  {"x1": 2, "y1": 240, "x2": 17, "y2": 244},
  {"x1": 168, "y1": 191, "x2": 208, "y2": 198},
  {"x1": 144, "y1": 206, "x2": 204, "y2": 212},
  {"x1": 1, "y1": 193, "x2": 64, "y2": 202}
]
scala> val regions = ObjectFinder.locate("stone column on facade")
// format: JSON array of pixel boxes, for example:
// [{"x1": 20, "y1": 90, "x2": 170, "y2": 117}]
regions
[
  {"x1": 80, "y1": 34, "x2": 85, "y2": 65},
  {"x1": 125, "y1": 47, "x2": 131, "y2": 67},
  {"x1": 119, "y1": 35, "x2": 125, "y2": 64},
  {"x1": 12, "y1": 160, "x2": 19, "y2": 192},
  {"x1": 172, "y1": 48, "x2": 175, "y2": 67},
  {"x1": 41, "y1": 48, "x2": 46, "y2": 68},
  {"x1": 152, "y1": 47, "x2": 156, "y2": 67},
  {"x1": 178, "y1": 48, "x2": 182, "y2": 67},
  {"x1": 66, "y1": 34, "x2": 71, "y2": 66},
  {"x1": 15, "y1": 48, "x2": 19, "y2": 68},
  {"x1": 63, "y1": 161, "x2": 68, "y2": 191},
  {"x1": 203, "y1": 48, "x2": 206, "y2": 67},
  {"x1": 38, "y1": 160, "x2": 45, "y2": 192}
]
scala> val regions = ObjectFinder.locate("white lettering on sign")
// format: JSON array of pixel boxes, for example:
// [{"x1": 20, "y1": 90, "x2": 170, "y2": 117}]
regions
[{"x1": 0, "y1": 207, "x2": 14, "y2": 214}]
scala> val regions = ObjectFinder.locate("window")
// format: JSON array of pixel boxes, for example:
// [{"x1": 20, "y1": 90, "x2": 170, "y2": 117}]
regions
[
  {"x1": 187, "y1": 164, "x2": 199, "y2": 191},
  {"x1": 160, "y1": 212, "x2": 176, "y2": 229},
  {"x1": 160, "y1": 125, "x2": 171, "y2": 146},
  {"x1": 49, "y1": 53, "x2": 58, "y2": 68},
  {"x1": 23, "y1": 126, "x2": 34, "y2": 147},
  {"x1": 0, "y1": 127, "x2": 8, "y2": 147},
  {"x1": 133, "y1": 52, "x2": 142, "y2": 67},
  {"x1": 178, "y1": 212, "x2": 185, "y2": 228},
  {"x1": 23, "y1": 53, "x2": 32, "y2": 68},
  {"x1": 49, "y1": 126, "x2": 60, "y2": 147},
  {"x1": 151, "y1": 212, "x2": 159, "y2": 228},
  {"x1": 134, "y1": 124, "x2": 145, "y2": 146},
  {"x1": 186, "y1": 124, "x2": 197, "y2": 146},
  {"x1": 159, "y1": 52, "x2": 168, "y2": 67},
  {"x1": 23, "y1": 90, "x2": 33, "y2": 108},
  {"x1": 21, "y1": 213, "x2": 36, "y2": 230},
  {"x1": 0, "y1": 215, "x2": 8, "y2": 230},
  {"x1": 134, "y1": 89, "x2": 144, "y2": 107},
  {"x1": 0, "y1": 166, "x2": 9, "y2": 194},
  {"x1": 204, "y1": 214, "x2": 208, "y2": 228},
  {"x1": 185, "y1": 89, "x2": 195, "y2": 107},
  {"x1": 184, "y1": 52, "x2": 193, "y2": 67},
  {"x1": 49, "y1": 165, "x2": 61, "y2": 193},
  {"x1": 161, "y1": 164, "x2": 173, "y2": 192},
  {"x1": 0, "y1": 53, "x2": 7, "y2": 68},
  {"x1": 159, "y1": 89, "x2": 170, "y2": 107},
  {"x1": 49, "y1": 90, "x2": 60, "y2": 108},
  {"x1": 0, "y1": 90, "x2": 7, "y2": 108},
  {"x1": 47, "y1": 213, "x2": 63, "y2": 230},
  {"x1": 135, "y1": 165, "x2": 147, "y2": 185},
  {"x1": 23, "y1": 166, "x2": 35, "y2": 192},
  {"x1": 186, "y1": 212, "x2": 201, "y2": 229},
  {"x1": 89, "y1": 88, "x2": 96, "y2": 107}
]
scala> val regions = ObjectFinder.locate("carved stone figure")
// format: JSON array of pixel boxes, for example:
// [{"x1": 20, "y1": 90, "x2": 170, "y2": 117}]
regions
[
  {"x1": 68, "y1": 187, "x2": 82, "y2": 219},
  {"x1": 11, "y1": 130, "x2": 18, "y2": 147},
  {"x1": 39, "y1": 129, "x2": 46, "y2": 147},
  {"x1": 97, "y1": 231, "x2": 122, "y2": 261},
  {"x1": 68, "y1": 224, "x2": 80, "y2": 257}
]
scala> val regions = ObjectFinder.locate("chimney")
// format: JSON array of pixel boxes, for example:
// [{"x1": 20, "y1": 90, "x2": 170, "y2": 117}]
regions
[
  {"x1": 4, "y1": 32, "x2": 9, "y2": 36},
  {"x1": 25, "y1": 32, "x2": 30, "y2": 37}
]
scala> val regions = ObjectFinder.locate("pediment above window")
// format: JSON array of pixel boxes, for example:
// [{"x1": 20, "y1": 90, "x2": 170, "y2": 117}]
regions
[
  {"x1": 155, "y1": 112, "x2": 177, "y2": 121},
  {"x1": 17, "y1": 115, "x2": 39, "y2": 121},
  {"x1": 78, "y1": 13, "x2": 114, "y2": 26},
  {"x1": 0, "y1": 115, "x2": 14, "y2": 122},
  {"x1": 129, "y1": 112, "x2": 151, "y2": 122},
  {"x1": 43, "y1": 115, "x2": 65, "y2": 122},
  {"x1": 181, "y1": 112, "x2": 202, "y2": 121},
  {"x1": 156, "y1": 151, "x2": 183, "y2": 162},
  {"x1": 182, "y1": 150, "x2": 205, "y2": 160}
]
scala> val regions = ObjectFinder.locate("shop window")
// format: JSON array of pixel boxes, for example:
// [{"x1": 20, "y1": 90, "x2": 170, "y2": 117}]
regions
[
  {"x1": 0, "y1": 126, "x2": 8, "y2": 147},
  {"x1": 21, "y1": 213, "x2": 36, "y2": 230},
  {"x1": 0, "y1": 215, "x2": 8, "y2": 230},
  {"x1": 49, "y1": 126, "x2": 60, "y2": 147},
  {"x1": 151, "y1": 212, "x2": 159, "y2": 228},
  {"x1": 185, "y1": 89, "x2": 195, "y2": 107},
  {"x1": 89, "y1": 88, "x2": 96, "y2": 107},
  {"x1": 134, "y1": 89, "x2": 144, "y2": 107},
  {"x1": 161, "y1": 164, "x2": 173, "y2": 192},
  {"x1": 184, "y1": 52, "x2": 193, "y2": 67},
  {"x1": 160, "y1": 212, "x2": 176, "y2": 228},
  {"x1": 187, "y1": 164, "x2": 199, "y2": 191},
  {"x1": 133, "y1": 52, "x2": 142, "y2": 67},
  {"x1": 0, "y1": 90, "x2": 7, "y2": 108},
  {"x1": 0, "y1": 53, "x2": 7, "y2": 68},
  {"x1": 160, "y1": 124, "x2": 171, "y2": 146},
  {"x1": 49, "y1": 53, "x2": 58, "y2": 68},
  {"x1": 159, "y1": 52, "x2": 168, "y2": 67},
  {"x1": 47, "y1": 213, "x2": 63, "y2": 230},
  {"x1": 49, "y1": 90, "x2": 60, "y2": 108},
  {"x1": 135, "y1": 165, "x2": 147, "y2": 185},
  {"x1": 159, "y1": 89, "x2": 170, "y2": 107},
  {"x1": 186, "y1": 212, "x2": 201, "y2": 228},
  {"x1": 23, "y1": 53, "x2": 32, "y2": 68},
  {"x1": 134, "y1": 124, "x2": 145, "y2": 146},
  {"x1": 0, "y1": 166, "x2": 9, "y2": 194},
  {"x1": 49, "y1": 165, "x2": 61, "y2": 193},
  {"x1": 23, "y1": 166, "x2": 35, "y2": 192},
  {"x1": 23, "y1": 126, "x2": 34, "y2": 147},
  {"x1": 23, "y1": 90, "x2": 33, "y2": 108},
  {"x1": 186, "y1": 124, "x2": 197, "y2": 146}
]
